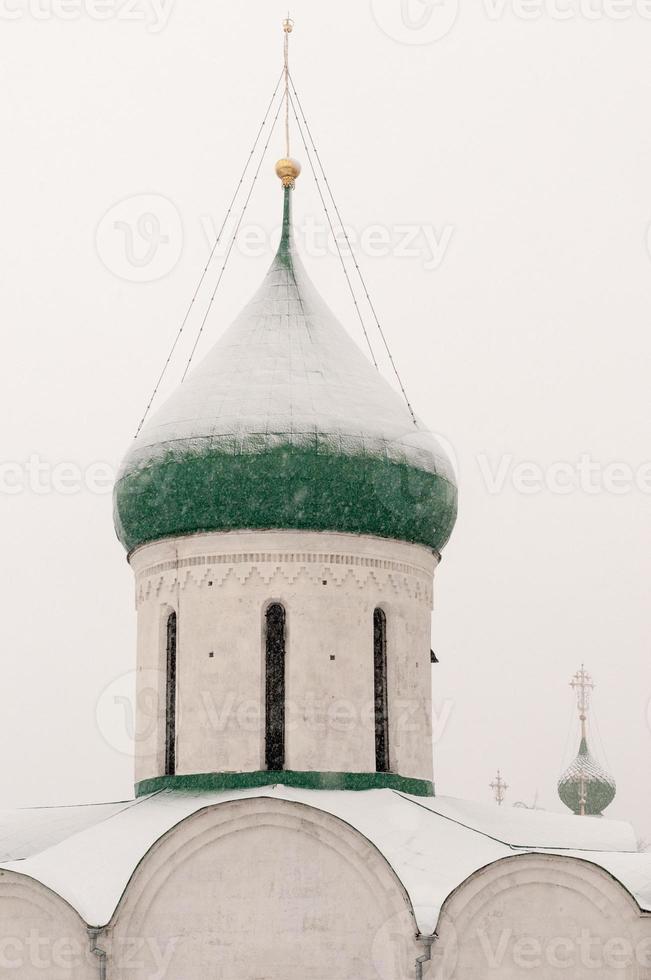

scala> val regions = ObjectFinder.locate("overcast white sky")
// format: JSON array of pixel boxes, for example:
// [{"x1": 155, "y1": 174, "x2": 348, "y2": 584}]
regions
[{"x1": 0, "y1": 0, "x2": 649, "y2": 840}]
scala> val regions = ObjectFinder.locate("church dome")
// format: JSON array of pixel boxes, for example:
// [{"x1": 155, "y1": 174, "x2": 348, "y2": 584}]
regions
[
  {"x1": 558, "y1": 737, "x2": 616, "y2": 817},
  {"x1": 113, "y1": 184, "x2": 458, "y2": 554}
]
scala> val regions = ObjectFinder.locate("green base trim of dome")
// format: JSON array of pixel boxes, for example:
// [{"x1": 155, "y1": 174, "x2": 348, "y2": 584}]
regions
[
  {"x1": 135, "y1": 769, "x2": 434, "y2": 798},
  {"x1": 558, "y1": 779, "x2": 616, "y2": 816},
  {"x1": 114, "y1": 445, "x2": 457, "y2": 554},
  {"x1": 558, "y1": 785, "x2": 615, "y2": 817}
]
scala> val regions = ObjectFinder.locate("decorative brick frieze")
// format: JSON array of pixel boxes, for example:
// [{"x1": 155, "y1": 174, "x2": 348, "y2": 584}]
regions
[{"x1": 135, "y1": 548, "x2": 433, "y2": 607}]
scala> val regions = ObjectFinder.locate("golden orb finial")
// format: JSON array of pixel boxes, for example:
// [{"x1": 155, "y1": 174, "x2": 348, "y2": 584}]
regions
[
  {"x1": 275, "y1": 157, "x2": 301, "y2": 189},
  {"x1": 283, "y1": 15, "x2": 294, "y2": 33}
]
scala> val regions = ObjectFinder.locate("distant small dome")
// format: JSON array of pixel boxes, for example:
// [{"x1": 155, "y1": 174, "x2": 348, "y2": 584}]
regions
[
  {"x1": 558, "y1": 737, "x2": 616, "y2": 817},
  {"x1": 113, "y1": 186, "x2": 457, "y2": 554}
]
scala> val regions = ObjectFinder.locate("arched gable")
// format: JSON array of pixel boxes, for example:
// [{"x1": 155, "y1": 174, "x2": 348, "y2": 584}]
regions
[
  {"x1": 432, "y1": 853, "x2": 646, "y2": 979},
  {"x1": 107, "y1": 796, "x2": 420, "y2": 979},
  {"x1": 0, "y1": 869, "x2": 93, "y2": 978}
]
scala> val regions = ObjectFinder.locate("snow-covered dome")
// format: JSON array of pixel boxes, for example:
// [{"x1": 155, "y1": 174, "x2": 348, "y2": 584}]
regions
[
  {"x1": 558, "y1": 736, "x2": 616, "y2": 816},
  {"x1": 113, "y1": 186, "x2": 457, "y2": 554}
]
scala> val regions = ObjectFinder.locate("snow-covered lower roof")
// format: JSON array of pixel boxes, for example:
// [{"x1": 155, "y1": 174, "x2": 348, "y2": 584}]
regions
[
  {"x1": 0, "y1": 800, "x2": 136, "y2": 862},
  {"x1": 417, "y1": 795, "x2": 636, "y2": 852},
  {"x1": 0, "y1": 787, "x2": 647, "y2": 935}
]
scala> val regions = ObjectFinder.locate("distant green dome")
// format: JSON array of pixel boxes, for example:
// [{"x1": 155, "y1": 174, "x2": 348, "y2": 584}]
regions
[
  {"x1": 558, "y1": 737, "x2": 616, "y2": 817},
  {"x1": 114, "y1": 188, "x2": 457, "y2": 554}
]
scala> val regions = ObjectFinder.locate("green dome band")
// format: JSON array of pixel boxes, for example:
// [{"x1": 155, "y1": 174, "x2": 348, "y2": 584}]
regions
[{"x1": 114, "y1": 444, "x2": 457, "y2": 554}]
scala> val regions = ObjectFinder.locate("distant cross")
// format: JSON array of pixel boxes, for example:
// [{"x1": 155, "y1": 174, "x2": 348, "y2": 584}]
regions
[
  {"x1": 570, "y1": 664, "x2": 594, "y2": 740},
  {"x1": 490, "y1": 770, "x2": 508, "y2": 806}
]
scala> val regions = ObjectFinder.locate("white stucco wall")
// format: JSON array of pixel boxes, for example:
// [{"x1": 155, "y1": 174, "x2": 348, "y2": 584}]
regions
[
  {"x1": 107, "y1": 797, "x2": 418, "y2": 980},
  {"x1": 0, "y1": 870, "x2": 94, "y2": 978},
  {"x1": 129, "y1": 530, "x2": 438, "y2": 785},
  {"x1": 430, "y1": 853, "x2": 651, "y2": 979}
]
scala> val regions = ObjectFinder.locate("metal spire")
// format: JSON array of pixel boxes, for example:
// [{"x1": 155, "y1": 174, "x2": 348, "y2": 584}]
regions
[
  {"x1": 283, "y1": 14, "x2": 293, "y2": 158},
  {"x1": 490, "y1": 770, "x2": 508, "y2": 806},
  {"x1": 569, "y1": 664, "x2": 594, "y2": 816},
  {"x1": 570, "y1": 663, "x2": 594, "y2": 744},
  {"x1": 276, "y1": 17, "x2": 301, "y2": 190}
]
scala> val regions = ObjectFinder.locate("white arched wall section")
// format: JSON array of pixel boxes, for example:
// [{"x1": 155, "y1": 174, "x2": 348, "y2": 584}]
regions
[
  {"x1": 129, "y1": 529, "x2": 438, "y2": 792},
  {"x1": 430, "y1": 853, "x2": 650, "y2": 980},
  {"x1": 105, "y1": 796, "x2": 420, "y2": 980},
  {"x1": 0, "y1": 869, "x2": 94, "y2": 979}
]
